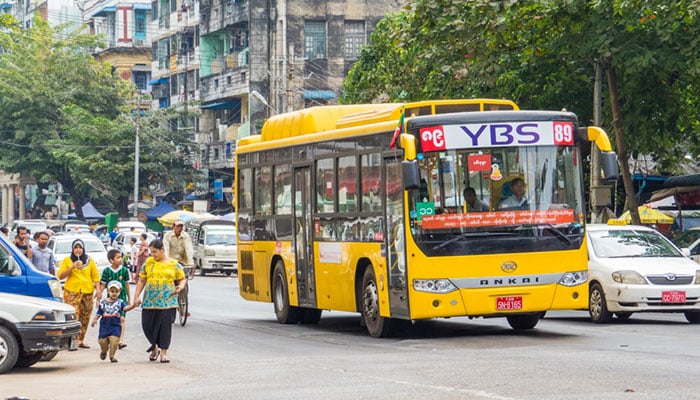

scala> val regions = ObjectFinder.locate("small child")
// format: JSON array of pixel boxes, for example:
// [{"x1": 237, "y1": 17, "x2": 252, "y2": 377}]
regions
[
  {"x1": 91, "y1": 280, "x2": 134, "y2": 362},
  {"x1": 97, "y1": 250, "x2": 131, "y2": 349}
]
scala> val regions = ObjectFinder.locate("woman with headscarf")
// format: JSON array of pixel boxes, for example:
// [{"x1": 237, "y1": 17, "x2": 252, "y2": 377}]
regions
[
  {"x1": 58, "y1": 238, "x2": 100, "y2": 349},
  {"x1": 132, "y1": 238, "x2": 185, "y2": 363}
]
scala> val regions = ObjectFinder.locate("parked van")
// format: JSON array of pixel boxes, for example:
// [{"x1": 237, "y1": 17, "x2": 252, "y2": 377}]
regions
[
  {"x1": 0, "y1": 234, "x2": 62, "y2": 302},
  {"x1": 189, "y1": 219, "x2": 237, "y2": 276}
]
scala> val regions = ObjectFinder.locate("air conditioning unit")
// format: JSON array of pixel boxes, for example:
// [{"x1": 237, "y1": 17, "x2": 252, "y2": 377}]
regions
[{"x1": 134, "y1": 39, "x2": 145, "y2": 46}]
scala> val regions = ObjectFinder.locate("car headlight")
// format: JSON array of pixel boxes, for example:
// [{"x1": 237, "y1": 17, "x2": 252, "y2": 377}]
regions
[
  {"x1": 48, "y1": 279, "x2": 63, "y2": 299},
  {"x1": 612, "y1": 270, "x2": 648, "y2": 285},
  {"x1": 32, "y1": 310, "x2": 57, "y2": 321},
  {"x1": 558, "y1": 271, "x2": 587, "y2": 287},
  {"x1": 205, "y1": 250, "x2": 216, "y2": 256},
  {"x1": 696, "y1": 270, "x2": 700, "y2": 285},
  {"x1": 413, "y1": 279, "x2": 457, "y2": 294}
]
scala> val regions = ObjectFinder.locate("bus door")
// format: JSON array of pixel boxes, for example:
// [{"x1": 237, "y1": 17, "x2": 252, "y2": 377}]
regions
[
  {"x1": 293, "y1": 166, "x2": 316, "y2": 308},
  {"x1": 385, "y1": 157, "x2": 409, "y2": 318}
]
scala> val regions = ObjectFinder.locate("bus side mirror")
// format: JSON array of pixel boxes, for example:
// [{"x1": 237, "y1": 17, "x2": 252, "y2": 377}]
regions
[
  {"x1": 402, "y1": 161, "x2": 420, "y2": 190},
  {"x1": 600, "y1": 151, "x2": 619, "y2": 182}
]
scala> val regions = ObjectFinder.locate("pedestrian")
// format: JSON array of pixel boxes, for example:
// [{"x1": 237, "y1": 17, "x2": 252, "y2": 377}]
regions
[
  {"x1": 129, "y1": 237, "x2": 139, "y2": 283},
  {"x1": 109, "y1": 226, "x2": 119, "y2": 245},
  {"x1": 132, "y1": 239, "x2": 185, "y2": 363},
  {"x1": 463, "y1": 187, "x2": 489, "y2": 212},
  {"x1": 57, "y1": 238, "x2": 100, "y2": 349},
  {"x1": 135, "y1": 232, "x2": 150, "y2": 278},
  {"x1": 99, "y1": 229, "x2": 110, "y2": 248},
  {"x1": 91, "y1": 281, "x2": 135, "y2": 363},
  {"x1": 31, "y1": 231, "x2": 56, "y2": 275},
  {"x1": 97, "y1": 249, "x2": 131, "y2": 349},
  {"x1": 13, "y1": 226, "x2": 32, "y2": 258}
]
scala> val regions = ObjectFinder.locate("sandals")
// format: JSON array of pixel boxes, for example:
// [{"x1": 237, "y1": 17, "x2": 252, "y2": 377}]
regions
[
  {"x1": 77, "y1": 343, "x2": 90, "y2": 349},
  {"x1": 149, "y1": 349, "x2": 160, "y2": 361},
  {"x1": 160, "y1": 357, "x2": 170, "y2": 363}
]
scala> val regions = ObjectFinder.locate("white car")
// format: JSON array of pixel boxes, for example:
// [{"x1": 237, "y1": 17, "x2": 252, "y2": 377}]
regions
[
  {"x1": 0, "y1": 292, "x2": 80, "y2": 373},
  {"x1": 47, "y1": 233, "x2": 110, "y2": 275},
  {"x1": 586, "y1": 224, "x2": 700, "y2": 323}
]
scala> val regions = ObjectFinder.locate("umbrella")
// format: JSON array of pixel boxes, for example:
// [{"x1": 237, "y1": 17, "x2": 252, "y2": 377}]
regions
[
  {"x1": 618, "y1": 206, "x2": 674, "y2": 224},
  {"x1": 157, "y1": 210, "x2": 197, "y2": 226}
]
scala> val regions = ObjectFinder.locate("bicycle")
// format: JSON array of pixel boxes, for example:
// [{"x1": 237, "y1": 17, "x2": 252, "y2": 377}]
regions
[{"x1": 174, "y1": 264, "x2": 195, "y2": 326}]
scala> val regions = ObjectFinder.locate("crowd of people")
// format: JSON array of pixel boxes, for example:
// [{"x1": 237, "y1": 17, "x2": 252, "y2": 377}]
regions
[{"x1": 2, "y1": 219, "x2": 194, "y2": 364}]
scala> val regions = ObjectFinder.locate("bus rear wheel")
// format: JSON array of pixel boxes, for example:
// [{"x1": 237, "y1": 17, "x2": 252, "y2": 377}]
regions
[
  {"x1": 272, "y1": 261, "x2": 300, "y2": 324},
  {"x1": 361, "y1": 267, "x2": 393, "y2": 338},
  {"x1": 506, "y1": 314, "x2": 540, "y2": 330}
]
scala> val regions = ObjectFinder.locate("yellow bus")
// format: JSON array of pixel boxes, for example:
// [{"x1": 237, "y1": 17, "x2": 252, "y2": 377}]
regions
[{"x1": 234, "y1": 99, "x2": 618, "y2": 337}]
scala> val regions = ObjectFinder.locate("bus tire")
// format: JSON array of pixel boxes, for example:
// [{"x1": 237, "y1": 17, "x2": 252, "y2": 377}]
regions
[
  {"x1": 272, "y1": 261, "x2": 300, "y2": 324},
  {"x1": 506, "y1": 314, "x2": 540, "y2": 330},
  {"x1": 589, "y1": 283, "x2": 612, "y2": 323},
  {"x1": 300, "y1": 308, "x2": 322, "y2": 324},
  {"x1": 361, "y1": 267, "x2": 393, "y2": 338}
]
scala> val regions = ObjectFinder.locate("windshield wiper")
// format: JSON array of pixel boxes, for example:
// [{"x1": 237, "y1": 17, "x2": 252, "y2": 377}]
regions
[{"x1": 542, "y1": 224, "x2": 573, "y2": 246}]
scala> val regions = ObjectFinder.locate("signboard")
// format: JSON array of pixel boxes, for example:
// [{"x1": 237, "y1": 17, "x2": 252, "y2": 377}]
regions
[
  {"x1": 419, "y1": 121, "x2": 575, "y2": 151},
  {"x1": 214, "y1": 179, "x2": 223, "y2": 201},
  {"x1": 421, "y1": 209, "x2": 575, "y2": 229}
]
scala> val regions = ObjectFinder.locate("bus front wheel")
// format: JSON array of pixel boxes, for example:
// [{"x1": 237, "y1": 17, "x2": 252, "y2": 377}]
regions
[
  {"x1": 506, "y1": 314, "x2": 540, "y2": 330},
  {"x1": 361, "y1": 267, "x2": 393, "y2": 338},
  {"x1": 272, "y1": 261, "x2": 300, "y2": 324}
]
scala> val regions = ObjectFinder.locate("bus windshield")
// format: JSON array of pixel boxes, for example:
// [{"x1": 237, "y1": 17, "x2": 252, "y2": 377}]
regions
[{"x1": 409, "y1": 145, "x2": 585, "y2": 256}]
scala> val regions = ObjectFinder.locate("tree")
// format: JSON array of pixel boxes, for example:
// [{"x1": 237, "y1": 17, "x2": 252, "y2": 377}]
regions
[
  {"x1": 343, "y1": 0, "x2": 700, "y2": 224},
  {"x1": 0, "y1": 17, "x2": 195, "y2": 218}
]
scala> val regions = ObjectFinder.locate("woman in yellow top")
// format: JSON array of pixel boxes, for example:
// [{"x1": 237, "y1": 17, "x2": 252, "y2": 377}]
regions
[
  {"x1": 132, "y1": 238, "x2": 185, "y2": 363},
  {"x1": 57, "y1": 238, "x2": 100, "y2": 349}
]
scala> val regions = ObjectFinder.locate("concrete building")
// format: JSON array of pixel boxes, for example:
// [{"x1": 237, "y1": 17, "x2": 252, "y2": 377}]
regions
[{"x1": 197, "y1": 0, "x2": 405, "y2": 211}]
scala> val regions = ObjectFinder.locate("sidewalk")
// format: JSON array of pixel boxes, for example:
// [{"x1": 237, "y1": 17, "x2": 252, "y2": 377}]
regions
[{"x1": 1, "y1": 311, "x2": 192, "y2": 400}]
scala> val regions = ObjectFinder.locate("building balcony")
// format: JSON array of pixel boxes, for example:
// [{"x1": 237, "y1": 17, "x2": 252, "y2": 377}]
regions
[
  {"x1": 200, "y1": 64, "x2": 249, "y2": 104},
  {"x1": 200, "y1": 0, "x2": 248, "y2": 35}
]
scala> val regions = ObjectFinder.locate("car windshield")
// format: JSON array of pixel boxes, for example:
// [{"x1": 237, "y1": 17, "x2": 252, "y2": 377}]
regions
[
  {"x1": 672, "y1": 230, "x2": 700, "y2": 248},
  {"x1": 589, "y1": 229, "x2": 682, "y2": 258},
  {"x1": 205, "y1": 232, "x2": 236, "y2": 245}
]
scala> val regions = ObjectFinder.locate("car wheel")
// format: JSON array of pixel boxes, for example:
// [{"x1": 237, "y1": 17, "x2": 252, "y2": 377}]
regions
[
  {"x1": 589, "y1": 283, "x2": 613, "y2": 323},
  {"x1": 199, "y1": 262, "x2": 206, "y2": 276},
  {"x1": 40, "y1": 351, "x2": 59, "y2": 362},
  {"x1": 684, "y1": 311, "x2": 700, "y2": 324},
  {"x1": 361, "y1": 267, "x2": 394, "y2": 338},
  {"x1": 272, "y1": 261, "x2": 300, "y2": 324},
  {"x1": 0, "y1": 326, "x2": 19, "y2": 374},
  {"x1": 614, "y1": 312, "x2": 633, "y2": 321},
  {"x1": 506, "y1": 313, "x2": 540, "y2": 330},
  {"x1": 225, "y1": 271, "x2": 232, "y2": 277},
  {"x1": 15, "y1": 351, "x2": 43, "y2": 368}
]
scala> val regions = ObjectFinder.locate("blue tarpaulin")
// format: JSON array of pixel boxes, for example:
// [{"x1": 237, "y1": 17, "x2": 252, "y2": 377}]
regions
[
  {"x1": 66, "y1": 202, "x2": 105, "y2": 219},
  {"x1": 145, "y1": 202, "x2": 176, "y2": 220}
]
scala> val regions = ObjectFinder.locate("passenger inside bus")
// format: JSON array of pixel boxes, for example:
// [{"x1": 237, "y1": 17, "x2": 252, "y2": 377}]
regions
[{"x1": 463, "y1": 187, "x2": 489, "y2": 212}]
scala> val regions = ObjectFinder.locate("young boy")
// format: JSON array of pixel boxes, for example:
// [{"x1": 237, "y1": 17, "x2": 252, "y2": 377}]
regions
[
  {"x1": 96, "y1": 249, "x2": 132, "y2": 349},
  {"x1": 91, "y1": 280, "x2": 134, "y2": 362}
]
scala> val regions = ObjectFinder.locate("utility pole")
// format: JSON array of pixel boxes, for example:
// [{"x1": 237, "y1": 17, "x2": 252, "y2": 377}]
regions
[{"x1": 133, "y1": 93, "x2": 141, "y2": 218}]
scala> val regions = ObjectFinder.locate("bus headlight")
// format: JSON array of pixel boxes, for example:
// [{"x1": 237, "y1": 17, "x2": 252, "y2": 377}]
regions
[
  {"x1": 558, "y1": 271, "x2": 587, "y2": 287},
  {"x1": 612, "y1": 270, "x2": 647, "y2": 285},
  {"x1": 413, "y1": 279, "x2": 457, "y2": 294}
]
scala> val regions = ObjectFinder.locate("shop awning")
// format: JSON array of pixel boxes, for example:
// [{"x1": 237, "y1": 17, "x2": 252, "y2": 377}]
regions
[
  {"x1": 200, "y1": 99, "x2": 240, "y2": 110},
  {"x1": 0, "y1": 3, "x2": 12, "y2": 9},
  {"x1": 303, "y1": 89, "x2": 336, "y2": 99},
  {"x1": 148, "y1": 77, "x2": 169, "y2": 85},
  {"x1": 92, "y1": 6, "x2": 116, "y2": 17},
  {"x1": 133, "y1": 3, "x2": 152, "y2": 10}
]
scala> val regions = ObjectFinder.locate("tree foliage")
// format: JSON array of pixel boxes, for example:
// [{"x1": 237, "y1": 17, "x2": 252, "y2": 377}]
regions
[
  {"x1": 0, "y1": 17, "x2": 195, "y2": 218},
  {"x1": 343, "y1": 0, "x2": 700, "y2": 223}
]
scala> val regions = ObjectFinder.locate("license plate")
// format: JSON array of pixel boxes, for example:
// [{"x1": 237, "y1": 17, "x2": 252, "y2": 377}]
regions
[
  {"x1": 661, "y1": 291, "x2": 686, "y2": 303},
  {"x1": 496, "y1": 296, "x2": 523, "y2": 311}
]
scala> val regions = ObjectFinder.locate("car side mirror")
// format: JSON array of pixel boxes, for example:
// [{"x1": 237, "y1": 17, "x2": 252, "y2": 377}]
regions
[{"x1": 681, "y1": 248, "x2": 691, "y2": 257}]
